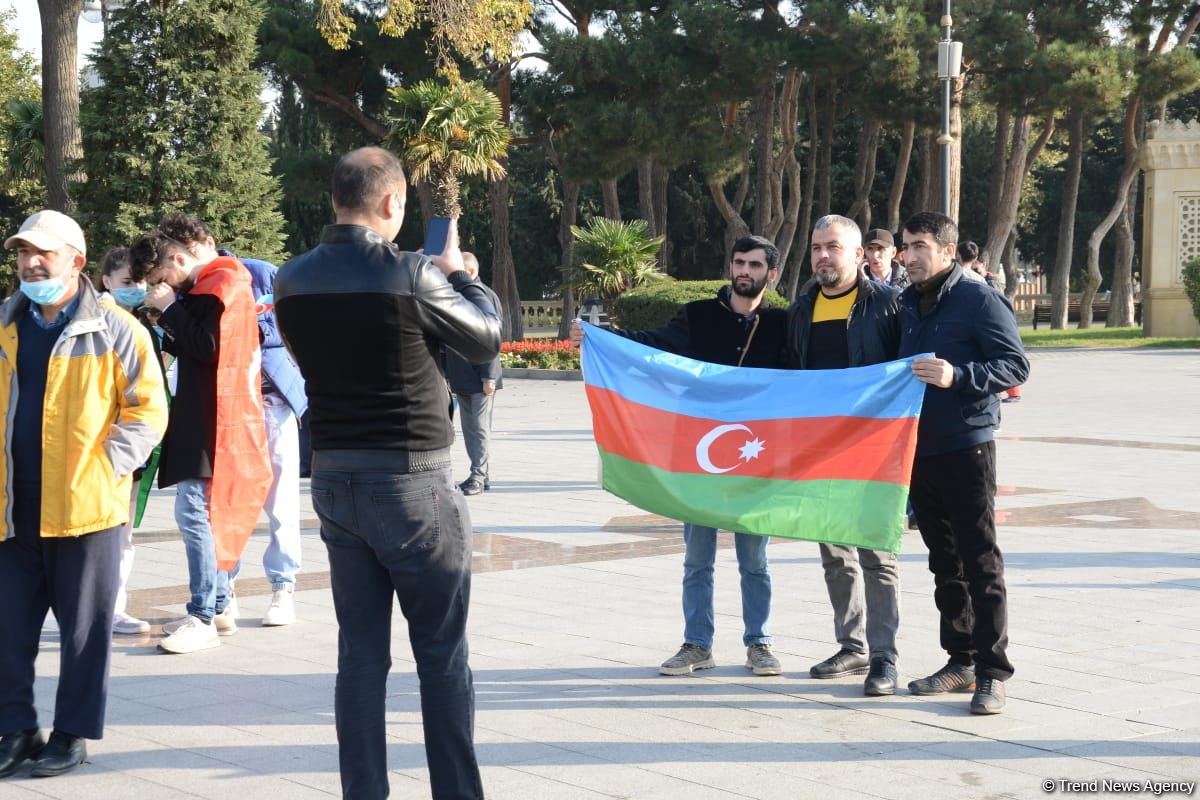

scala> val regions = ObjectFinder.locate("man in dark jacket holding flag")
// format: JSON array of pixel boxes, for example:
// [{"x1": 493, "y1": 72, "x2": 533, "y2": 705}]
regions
[
  {"x1": 572, "y1": 235, "x2": 788, "y2": 679},
  {"x1": 898, "y1": 211, "x2": 1030, "y2": 715}
]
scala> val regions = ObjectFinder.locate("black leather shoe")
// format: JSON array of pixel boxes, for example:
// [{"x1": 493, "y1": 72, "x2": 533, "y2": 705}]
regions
[
  {"x1": 970, "y1": 677, "x2": 1006, "y2": 714},
  {"x1": 28, "y1": 731, "x2": 86, "y2": 778},
  {"x1": 0, "y1": 729, "x2": 45, "y2": 778},
  {"x1": 458, "y1": 478, "x2": 484, "y2": 496},
  {"x1": 863, "y1": 659, "x2": 897, "y2": 696},
  {"x1": 809, "y1": 648, "x2": 870, "y2": 679}
]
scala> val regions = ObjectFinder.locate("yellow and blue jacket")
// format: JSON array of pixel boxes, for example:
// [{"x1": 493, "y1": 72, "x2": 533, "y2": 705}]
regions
[{"x1": 0, "y1": 277, "x2": 168, "y2": 539}]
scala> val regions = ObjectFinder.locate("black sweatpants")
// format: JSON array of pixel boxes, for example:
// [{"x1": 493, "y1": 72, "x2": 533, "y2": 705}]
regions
[
  {"x1": 0, "y1": 485, "x2": 121, "y2": 739},
  {"x1": 909, "y1": 441, "x2": 1014, "y2": 681}
]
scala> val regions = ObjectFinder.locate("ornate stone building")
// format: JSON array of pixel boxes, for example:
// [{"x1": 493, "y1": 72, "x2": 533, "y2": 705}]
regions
[{"x1": 1142, "y1": 119, "x2": 1200, "y2": 337}]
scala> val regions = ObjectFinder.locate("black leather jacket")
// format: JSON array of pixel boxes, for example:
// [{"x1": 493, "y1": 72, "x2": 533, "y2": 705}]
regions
[
  {"x1": 785, "y1": 273, "x2": 902, "y2": 369},
  {"x1": 275, "y1": 224, "x2": 501, "y2": 453}
]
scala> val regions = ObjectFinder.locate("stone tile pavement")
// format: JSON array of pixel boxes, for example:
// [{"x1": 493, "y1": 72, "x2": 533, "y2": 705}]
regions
[{"x1": 4, "y1": 348, "x2": 1199, "y2": 799}]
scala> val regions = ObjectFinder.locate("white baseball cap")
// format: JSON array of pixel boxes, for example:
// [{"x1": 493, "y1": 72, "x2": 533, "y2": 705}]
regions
[{"x1": 5, "y1": 210, "x2": 87, "y2": 258}]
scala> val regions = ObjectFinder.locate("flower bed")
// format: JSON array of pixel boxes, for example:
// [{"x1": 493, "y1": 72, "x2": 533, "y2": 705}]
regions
[{"x1": 500, "y1": 339, "x2": 581, "y2": 370}]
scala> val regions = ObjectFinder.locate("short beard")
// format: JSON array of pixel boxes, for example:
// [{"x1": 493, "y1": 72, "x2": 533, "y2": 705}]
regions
[
  {"x1": 731, "y1": 275, "x2": 768, "y2": 298},
  {"x1": 814, "y1": 268, "x2": 843, "y2": 287}
]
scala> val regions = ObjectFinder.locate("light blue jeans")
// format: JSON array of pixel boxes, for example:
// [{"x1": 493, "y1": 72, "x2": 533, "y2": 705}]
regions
[
  {"x1": 681, "y1": 523, "x2": 772, "y2": 650},
  {"x1": 175, "y1": 478, "x2": 233, "y2": 622}
]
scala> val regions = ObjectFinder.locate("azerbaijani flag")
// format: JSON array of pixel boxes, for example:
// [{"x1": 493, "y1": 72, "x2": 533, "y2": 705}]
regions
[{"x1": 581, "y1": 324, "x2": 927, "y2": 553}]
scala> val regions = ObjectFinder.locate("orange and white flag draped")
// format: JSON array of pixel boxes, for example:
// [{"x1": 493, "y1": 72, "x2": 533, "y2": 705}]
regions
[{"x1": 191, "y1": 256, "x2": 272, "y2": 571}]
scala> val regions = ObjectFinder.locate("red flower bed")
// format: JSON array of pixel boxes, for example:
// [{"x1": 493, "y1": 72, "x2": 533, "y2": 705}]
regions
[{"x1": 500, "y1": 339, "x2": 581, "y2": 369}]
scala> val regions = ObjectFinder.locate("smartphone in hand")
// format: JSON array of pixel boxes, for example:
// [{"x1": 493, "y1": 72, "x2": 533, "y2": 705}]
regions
[{"x1": 424, "y1": 217, "x2": 453, "y2": 257}]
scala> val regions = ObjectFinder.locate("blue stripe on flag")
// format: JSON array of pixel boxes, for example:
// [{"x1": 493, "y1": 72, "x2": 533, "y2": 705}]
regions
[{"x1": 580, "y1": 323, "x2": 927, "y2": 422}]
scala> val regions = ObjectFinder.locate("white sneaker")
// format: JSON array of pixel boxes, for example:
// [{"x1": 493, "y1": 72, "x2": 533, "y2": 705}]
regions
[
  {"x1": 112, "y1": 612, "x2": 150, "y2": 635},
  {"x1": 262, "y1": 588, "x2": 296, "y2": 627},
  {"x1": 161, "y1": 614, "x2": 191, "y2": 635},
  {"x1": 213, "y1": 599, "x2": 238, "y2": 637},
  {"x1": 158, "y1": 615, "x2": 220, "y2": 654}
]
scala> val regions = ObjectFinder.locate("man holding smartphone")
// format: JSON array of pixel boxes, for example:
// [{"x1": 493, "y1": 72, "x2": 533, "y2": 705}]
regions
[{"x1": 274, "y1": 147, "x2": 500, "y2": 800}]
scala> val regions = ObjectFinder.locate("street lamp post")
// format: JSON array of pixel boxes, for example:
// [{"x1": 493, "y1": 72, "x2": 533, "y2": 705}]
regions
[{"x1": 936, "y1": 0, "x2": 962, "y2": 219}]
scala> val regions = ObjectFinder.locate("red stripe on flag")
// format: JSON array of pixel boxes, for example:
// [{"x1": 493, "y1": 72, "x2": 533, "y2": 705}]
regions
[{"x1": 587, "y1": 385, "x2": 918, "y2": 485}]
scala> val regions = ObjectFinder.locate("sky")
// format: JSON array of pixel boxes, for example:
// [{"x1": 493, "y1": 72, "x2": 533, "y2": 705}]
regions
[{"x1": 9, "y1": 1, "x2": 106, "y2": 69}]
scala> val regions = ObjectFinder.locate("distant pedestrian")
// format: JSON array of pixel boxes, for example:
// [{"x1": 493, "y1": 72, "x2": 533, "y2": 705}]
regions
[{"x1": 444, "y1": 251, "x2": 503, "y2": 496}]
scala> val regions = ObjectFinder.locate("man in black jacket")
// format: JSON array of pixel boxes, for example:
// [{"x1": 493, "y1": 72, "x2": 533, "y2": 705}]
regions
[
  {"x1": 899, "y1": 211, "x2": 1029, "y2": 715},
  {"x1": 571, "y1": 235, "x2": 787, "y2": 679},
  {"x1": 274, "y1": 147, "x2": 500, "y2": 800},
  {"x1": 786, "y1": 215, "x2": 904, "y2": 697},
  {"x1": 444, "y1": 252, "x2": 503, "y2": 496}
]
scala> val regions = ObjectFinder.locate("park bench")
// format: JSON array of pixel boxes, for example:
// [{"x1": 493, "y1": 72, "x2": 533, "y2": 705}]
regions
[{"x1": 1032, "y1": 300, "x2": 1141, "y2": 329}]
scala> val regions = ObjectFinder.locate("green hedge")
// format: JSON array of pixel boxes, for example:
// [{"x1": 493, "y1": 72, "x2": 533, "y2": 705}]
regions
[
  {"x1": 612, "y1": 280, "x2": 790, "y2": 330},
  {"x1": 1184, "y1": 258, "x2": 1200, "y2": 325}
]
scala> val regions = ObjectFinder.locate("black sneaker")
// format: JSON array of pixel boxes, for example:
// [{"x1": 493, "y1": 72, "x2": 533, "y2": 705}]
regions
[
  {"x1": 809, "y1": 648, "x2": 870, "y2": 679},
  {"x1": 970, "y1": 677, "x2": 1006, "y2": 714},
  {"x1": 458, "y1": 478, "x2": 484, "y2": 496},
  {"x1": 863, "y1": 659, "x2": 897, "y2": 696},
  {"x1": 908, "y1": 663, "x2": 976, "y2": 695}
]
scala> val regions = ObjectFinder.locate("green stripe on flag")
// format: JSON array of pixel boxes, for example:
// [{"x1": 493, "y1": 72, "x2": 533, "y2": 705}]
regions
[{"x1": 599, "y1": 450, "x2": 907, "y2": 553}]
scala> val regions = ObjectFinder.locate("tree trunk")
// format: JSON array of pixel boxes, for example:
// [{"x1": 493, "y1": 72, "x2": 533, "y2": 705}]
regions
[
  {"x1": 1051, "y1": 108, "x2": 1084, "y2": 329},
  {"x1": 40, "y1": 0, "x2": 85, "y2": 211},
  {"x1": 489, "y1": 174, "x2": 522, "y2": 341},
  {"x1": 1082, "y1": 92, "x2": 1145, "y2": 329},
  {"x1": 557, "y1": 179, "x2": 581, "y2": 339},
  {"x1": 887, "y1": 119, "x2": 916, "y2": 232},
  {"x1": 816, "y1": 79, "x2": 838, "y2": 217},
  {"x1": 986, "y1": 110, "x2": 1012, "y2": 234},
  {"x1": 846, "y1": 117, "x2": 882, "y2": 229},
  {"x1": 1003, "y1": 230, "x2": 1018, "y2": 300},
  {"x1": 785, "y1": 78, "x2": 819, "y2": 302},
  {"x1": 601, "y1": 178, "x2": 620, "y2": 220},
  {"x1": 1108, "y1": 179, "x2": 1138, "y2": 327},
  {"x1": 653, "y1": 163, "x2": 670, "y2": 270},
  {"x1": 916, "y1": 132, "x2": 935, "y2": 212},
  {"x1": 984, "y1": 114, "x2": 1054, "y2": 294},
  {"x1": 753, "y1": 77, "x2": 777, "y2": 235},
  {"x1": 1081, "y1": 157, "x2": 1140, "y2": 328},
  {"x1": 949, "y1": 74, "x2": 965, "y2": 223},
  {"x1": 637, "y1": 156, "x2": 656, "y2": 236}
]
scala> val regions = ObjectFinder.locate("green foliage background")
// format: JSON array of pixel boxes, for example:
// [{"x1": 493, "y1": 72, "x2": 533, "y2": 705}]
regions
[{"x1": 614, "y1": 280, "x2": 789, "y2": 332}]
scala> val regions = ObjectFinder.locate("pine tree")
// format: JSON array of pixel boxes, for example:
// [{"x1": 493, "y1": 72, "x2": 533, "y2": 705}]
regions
[{"x1": 78, "y1": 0, "x2": 288, "y2": 263}]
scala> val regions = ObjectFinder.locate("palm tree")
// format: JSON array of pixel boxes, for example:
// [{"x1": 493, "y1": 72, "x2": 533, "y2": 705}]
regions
[
  {"x1": 386, "y1": 79, "x2": 510, "y2": 218},
  {"x1": 3, "y1": 98, "x2": 45, "y2": 181},
  {"x1": 564, "y1": 217, "x2": 667, "y2": 312}
]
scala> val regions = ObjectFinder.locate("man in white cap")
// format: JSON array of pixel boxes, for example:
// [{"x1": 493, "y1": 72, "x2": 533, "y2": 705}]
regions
[{"x1": 0, "y1": 210, "x2": 167, "y2": 778}]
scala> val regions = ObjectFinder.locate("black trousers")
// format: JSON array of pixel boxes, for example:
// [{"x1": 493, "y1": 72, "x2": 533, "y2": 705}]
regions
[
  {"x1": 0, "y1": 487, "x2": 121, "y2": 739},
  {"x1": 909, "y1": 441, "x2": 1014, "y2": 681}
]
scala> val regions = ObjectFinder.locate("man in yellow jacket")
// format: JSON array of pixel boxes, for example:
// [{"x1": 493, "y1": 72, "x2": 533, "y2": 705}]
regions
[{"x1": 0, "y1": 211, "x2": 168, "y2": 779}]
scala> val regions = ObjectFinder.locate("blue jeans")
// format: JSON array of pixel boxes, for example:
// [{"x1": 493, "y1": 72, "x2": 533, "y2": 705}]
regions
[
  {"x1": 310, "y1": 458, "x2": 482, "y2": 800},
  {"x1": 681, "y1": 523, "x2": 772, "y2": 650},
  {"x1": 174, "y1": 478, "x2": 233, "y2": 622}
]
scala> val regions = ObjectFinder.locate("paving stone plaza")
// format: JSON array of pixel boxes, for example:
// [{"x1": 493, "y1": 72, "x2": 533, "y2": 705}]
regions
[{"x1": 4, "y1": 348, "x2": 1199, "y2": 799}]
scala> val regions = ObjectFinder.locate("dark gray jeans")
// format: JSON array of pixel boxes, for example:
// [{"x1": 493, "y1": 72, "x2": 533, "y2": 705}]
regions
[
  {"x1": 818, "y1": 543, "x2": 900, "y2": 665},
  {"x1": 456, "y1": 392, "x2": 494, "y2": 482},
  {"x1": 310, "y1": 452, "x2": 482, "y2": 800}
]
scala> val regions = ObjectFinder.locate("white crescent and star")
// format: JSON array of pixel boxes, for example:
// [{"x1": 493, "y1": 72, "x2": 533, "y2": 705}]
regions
[{"x1": 695, "y1": 424, "x2": 767, "y2": 474}]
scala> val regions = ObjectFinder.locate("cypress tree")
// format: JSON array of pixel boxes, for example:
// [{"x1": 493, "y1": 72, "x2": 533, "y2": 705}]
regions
[{"x1": 78, "y1": 0, "x2": 288, "y2": 263}]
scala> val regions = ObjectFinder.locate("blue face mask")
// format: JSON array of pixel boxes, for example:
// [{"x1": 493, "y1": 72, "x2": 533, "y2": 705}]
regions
[
  {"x1": 112, "y1": 286, "x2": 147, "y2": 310},
  {"x1": 19, "y1": 276, "x2": 69, "y2": 306}
]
